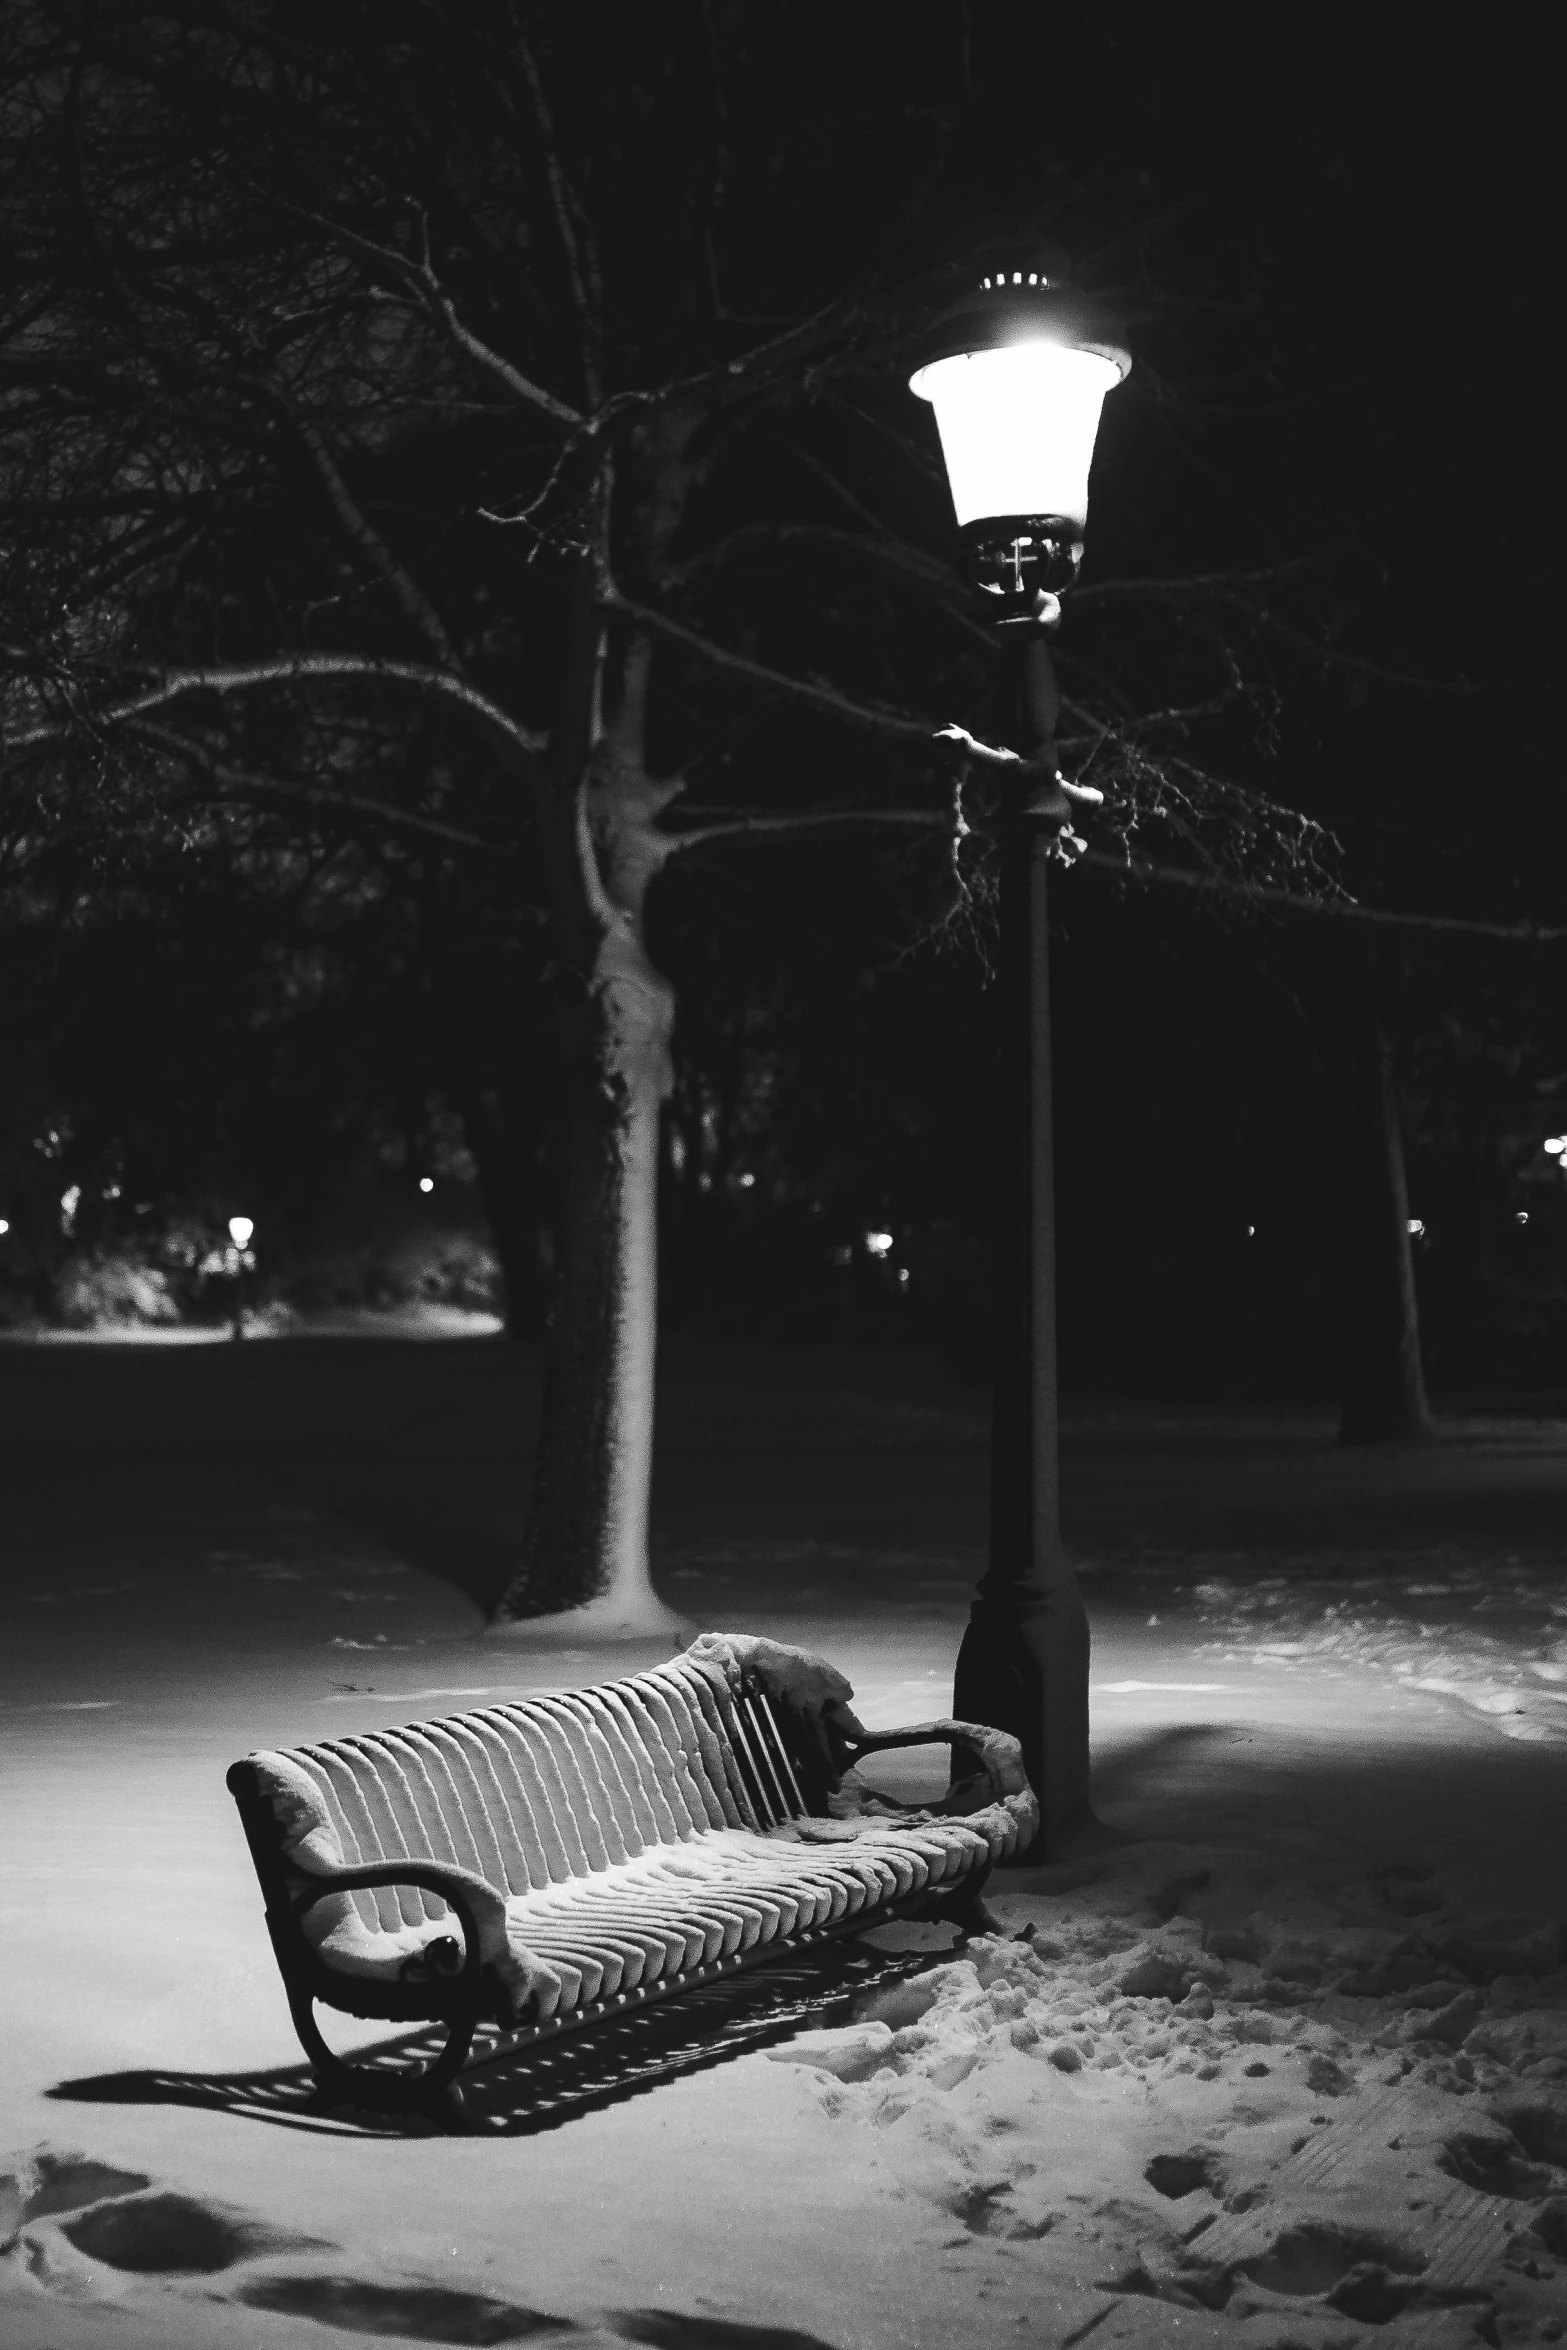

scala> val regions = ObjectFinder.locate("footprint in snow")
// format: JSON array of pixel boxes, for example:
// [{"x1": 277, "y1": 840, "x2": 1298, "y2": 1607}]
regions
[
  {"x1": 1, "y1": 2148, "x2": 150, "y2": 2241},
  {"x1": 3, "y1": 2146, "x2": 843, "y2": 2350},
  {"x1": 2, "y1": 2146, "x2": 330, "y2": 2304}
]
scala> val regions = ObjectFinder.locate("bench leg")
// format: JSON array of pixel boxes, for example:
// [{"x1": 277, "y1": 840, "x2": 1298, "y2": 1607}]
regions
[
  {"x1": 288, "y1": 1987, "x2": 477, "y2": 2119},
  {"x1": 921, "y1": 1861, "x2": 998, "y2": 1935}
]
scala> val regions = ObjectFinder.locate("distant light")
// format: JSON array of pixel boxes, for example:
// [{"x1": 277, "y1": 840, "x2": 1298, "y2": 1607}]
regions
[
  {"x1": 228, "y1": 1215, "x2": 255, "y2": 1249},
  {"x1": 0, "y1": 1218, "x2": 9, "y2": 1236},
  {"x1": 737, "y1": 1172, "x2": 756, "y2": 1189},
  {"x1": 865, "y1": 1231, "x2": 894, "y2": 1258},
  {"x1": 896, "y1": 1267, "x2": 911, "y2": 1288},
  {"x1": 418, "y1": 1177, "x2": 435, "y2": 1193},
  {"x1": 1407, "y1": 1218, "x2": 1425, "y2": 1237},
  {"x1": 104, "y1": 1182, "x2": 121, "y2": 1200},
  {"x1": 1545, "y1": 1137, "x2": 1567, "y2": 1156},
  {"x1": 1246, "y1": 1224, "x2": 1256, "y2": 1237},
  {"x1": 60, "y1": 1183, "x2": 81, "y2": 1234},
  {"x1": 1516, "y1": 1211, "x2": 1529, "y2": 1224}
]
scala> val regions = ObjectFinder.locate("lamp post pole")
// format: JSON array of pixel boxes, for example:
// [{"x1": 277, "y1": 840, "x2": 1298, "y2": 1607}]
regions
[
  {"x1": 952, "y1": 621, "x2": 1090, "y2": 1854},
  {"x1": 908, "y1": 269, "x2": 1128, "y2": 1857}
]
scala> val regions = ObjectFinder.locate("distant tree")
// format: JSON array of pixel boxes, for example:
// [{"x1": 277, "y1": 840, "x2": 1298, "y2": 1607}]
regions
[{"x1": 0, "y1": 809, "x2": 488, "y2": 1319}]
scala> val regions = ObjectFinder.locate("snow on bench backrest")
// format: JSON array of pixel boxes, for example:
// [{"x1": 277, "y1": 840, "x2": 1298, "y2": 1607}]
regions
[{"x1": 248, "y1": 1654, "x2": 802, "y2": 1936}]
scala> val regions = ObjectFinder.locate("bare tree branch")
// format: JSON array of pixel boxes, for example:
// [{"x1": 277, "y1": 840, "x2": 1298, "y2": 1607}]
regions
[
  {"x1": 508, "y1": 14, "x2": 604, "y2": 408},
  {"x1": 672, "y1": 520, "x2": 995, "y2": 648},
  {"x1": 290, "y1": 209, "x2": 586, "y2": 426},
  {"x1": 124, "y1": 726, "x2": 500, "y2": 854},
  {"x1": 1080, "y1": 850, "x2": 1567, "y2": 941},
  {"x1": 1070, "y1": 560, "x2": 1315, "y2": 605},
  {"x1": 256, "y1": 378, "x2": 459, "y2": 666},
  {"x1": 667, "y1": 805, "x2": 942, "y2": 851},
  {"x1": 1075, "y1": 573, "x2": 1471, "y2": 697},
  {"x1": 3, "y1": 655, "x2": 546, "y2": 758},
  {"x1": 666, "y1": 812, "x2": 1561, "y2": 945},
  {"x1": 613, "y1": 594, "x2": 936, "y2": 744}
]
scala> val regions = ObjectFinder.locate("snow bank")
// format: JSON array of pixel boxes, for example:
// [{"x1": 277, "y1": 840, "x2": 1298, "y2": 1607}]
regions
[
  {"x1": 762, "y1": 1834, "x2": 1567, "y2": 2335},
  {"x1": 1153, "y1": 1553, "x2": 1567, "y2": 1744}
]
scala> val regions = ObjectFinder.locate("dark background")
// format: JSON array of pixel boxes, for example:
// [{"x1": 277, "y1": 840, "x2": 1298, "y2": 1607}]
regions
[{"x1": 1, "y1": 8, "x2": 1561, "y2": 1400}]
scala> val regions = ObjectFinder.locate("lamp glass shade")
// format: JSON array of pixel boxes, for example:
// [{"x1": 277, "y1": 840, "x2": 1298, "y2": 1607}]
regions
[{"x1": 910, "y1": 341, "x2": 1122, "y2": 532}]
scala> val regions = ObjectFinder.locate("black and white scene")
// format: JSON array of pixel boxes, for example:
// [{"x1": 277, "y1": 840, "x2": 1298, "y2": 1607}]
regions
[{"x1": 2, "y1": 9, "x2": 1564, "y2": 2349}]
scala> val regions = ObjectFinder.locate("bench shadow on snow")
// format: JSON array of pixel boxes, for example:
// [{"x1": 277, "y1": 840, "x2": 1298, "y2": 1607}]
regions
[{"x1": 46, "y1": 1941, "x2": 934, "y2": 2139}]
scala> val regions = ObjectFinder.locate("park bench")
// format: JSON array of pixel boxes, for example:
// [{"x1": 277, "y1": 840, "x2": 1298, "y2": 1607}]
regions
[{"x1": 227, "y1": 1630, "x2": 1036, "y2": 2114}]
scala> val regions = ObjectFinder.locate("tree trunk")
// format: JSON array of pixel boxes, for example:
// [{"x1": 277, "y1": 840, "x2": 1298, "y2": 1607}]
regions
[
  {"x1": 1338, "y1": 1032, "x2": 1433, "y2": 1443},
  {"x1": 491, "y1": 418, "x2": 702, "y2": 1635},
  {"x1": 494, "y1": 909, "x2": 687, "y2": 1634},
  {"x1": 492, "y1": 591, "x2": 690, "y2": 1636}
]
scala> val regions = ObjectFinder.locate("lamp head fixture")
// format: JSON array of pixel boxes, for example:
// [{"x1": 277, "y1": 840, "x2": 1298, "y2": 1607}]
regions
[{"x1": 910, "y1": 269, "x2": 1129, "y2": 620}]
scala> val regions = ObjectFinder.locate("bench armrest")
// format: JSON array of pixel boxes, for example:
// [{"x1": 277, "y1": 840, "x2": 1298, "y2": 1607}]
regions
[
  {"x1": 289, "y1": 1861, "x2": 491, "y2": 1997},
  {"x1": 842, "y1": 1716, "x2": 1037, "y2": 1842},
  {"x1": 847, "y1": 1719, "x2": 1012, "y2": 1775},
  {"x1": 849, "y1": 1723, "x2": 987, "y2": 1756}
]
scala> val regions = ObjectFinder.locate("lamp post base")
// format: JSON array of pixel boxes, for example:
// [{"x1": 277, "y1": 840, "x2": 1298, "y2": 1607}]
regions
[{"x1": 954, "y1": 1581, "x2": 1092, "y2": 1862}]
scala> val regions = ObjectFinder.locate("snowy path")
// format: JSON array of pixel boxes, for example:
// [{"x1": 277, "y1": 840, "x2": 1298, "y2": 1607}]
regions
[{"x1": 3, "y1": 1342, "x2": 1566, "y2": 2347}]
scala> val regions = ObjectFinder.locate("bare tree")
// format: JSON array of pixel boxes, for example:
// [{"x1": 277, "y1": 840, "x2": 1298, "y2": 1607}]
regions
[{"x1": 1, "y1": 1, "x2": 1335, "y2": 1649}]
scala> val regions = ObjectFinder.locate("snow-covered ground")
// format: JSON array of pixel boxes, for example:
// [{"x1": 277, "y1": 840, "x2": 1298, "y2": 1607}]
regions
[{"x1": 3, "y1": 1339, "x2": 1565, "y2": 2348}]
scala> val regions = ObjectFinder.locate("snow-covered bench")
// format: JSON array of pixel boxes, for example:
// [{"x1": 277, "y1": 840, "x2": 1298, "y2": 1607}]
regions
[{"x1": 227, "y1": 1631, "x2": 1036, "y2": 2114}]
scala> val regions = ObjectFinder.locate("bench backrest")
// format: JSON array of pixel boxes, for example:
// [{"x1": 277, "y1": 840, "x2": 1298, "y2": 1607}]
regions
[{"x1": 242, "y1": 1656, "x2": 811, "y2": 1936}]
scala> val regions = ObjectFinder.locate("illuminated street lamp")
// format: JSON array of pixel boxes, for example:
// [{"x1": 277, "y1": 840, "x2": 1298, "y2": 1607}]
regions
[
  {"x1": 911, "y1": 269, "x2": 1129, "y2": 1853},
  {"x1": 910, "y1": 272, "x2": 1128, "y2": 610},
  {"x1": 227, "y1": 1215, "x2": 255, "y2": 1340}
]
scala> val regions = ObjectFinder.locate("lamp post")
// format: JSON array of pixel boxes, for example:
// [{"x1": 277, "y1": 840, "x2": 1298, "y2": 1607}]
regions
[
  {"x1": 227, "y1": 1214, "x2": 255, "y2": 1341},
  {"x1": 911, "y1": 270, "x2": 1129, "y2": 1855}
]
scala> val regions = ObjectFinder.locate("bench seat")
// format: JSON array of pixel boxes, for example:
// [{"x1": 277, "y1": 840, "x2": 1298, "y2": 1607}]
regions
[{"x1": 228, "y1": 1631, "x2": 1036, "y2": 2111}]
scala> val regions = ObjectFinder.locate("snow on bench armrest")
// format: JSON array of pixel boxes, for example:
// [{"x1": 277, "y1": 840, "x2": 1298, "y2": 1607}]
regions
[{"x1": 247, "y1": 1751, "x2": 563, "y2": 2022}]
